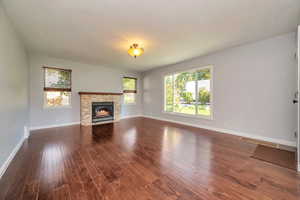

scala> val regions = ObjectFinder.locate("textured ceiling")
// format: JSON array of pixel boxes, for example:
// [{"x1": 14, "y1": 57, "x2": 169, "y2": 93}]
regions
[{"x1": 2, "y1": 0, "x2": 300, "y2": 71}]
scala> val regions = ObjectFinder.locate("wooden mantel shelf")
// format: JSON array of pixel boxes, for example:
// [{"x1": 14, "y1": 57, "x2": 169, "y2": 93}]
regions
[{"x1": 78, "y1": 92, "x2": 123, "y2": 95}]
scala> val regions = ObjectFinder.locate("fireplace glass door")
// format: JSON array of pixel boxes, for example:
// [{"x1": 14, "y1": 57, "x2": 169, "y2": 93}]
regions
[{"x1": 92, "y1": 102, "x2": 114, "y2": 123}]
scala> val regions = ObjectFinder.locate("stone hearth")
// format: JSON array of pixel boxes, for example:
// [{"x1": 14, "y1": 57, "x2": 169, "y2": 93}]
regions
[{"x1": 79, "y1": 92, "x2": 122, "y2": 126}]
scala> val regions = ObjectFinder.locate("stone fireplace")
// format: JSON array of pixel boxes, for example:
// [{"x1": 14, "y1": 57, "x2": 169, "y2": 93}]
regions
[{"x1": 79, "y1": 92, "x2": 122, "y2": 126}]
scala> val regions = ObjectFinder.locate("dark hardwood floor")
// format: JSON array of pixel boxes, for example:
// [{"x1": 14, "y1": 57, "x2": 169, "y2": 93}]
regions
[{"x1": 0, "y1": 117, "x2": 299, "y2": 200}]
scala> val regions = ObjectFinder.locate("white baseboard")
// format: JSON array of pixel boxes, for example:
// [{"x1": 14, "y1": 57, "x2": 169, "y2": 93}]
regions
[
  {"x1": 24, "y1": 126, "x2": 30, "y2": 139},
  {"x1": 29, "y1": 115, "x2": 142, "y2": 132},
  {"x1": 120, "y1": 115, "x2": 143, "y2": 119},
  {"x1": 30, "y1": 122, "x2": 80, "y2": 131},
  {"x1": 27, "y1": 115, "x2": 296, "y2": 147},
  {"x1": 0, "y1": 136, "x2": 25, "y2": 179},
  {"x1": 29, "y1": 116, "x2": 143, "y2": 131},
  {"x1": 143, "y1": 115, "x2": 297, "y2": 147}
]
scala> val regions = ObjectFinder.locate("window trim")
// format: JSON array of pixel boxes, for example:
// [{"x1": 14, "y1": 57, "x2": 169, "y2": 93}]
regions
[
  {"x1": 123, "y1": 77, "x2": 137, "y2": 105},
  {"x1": 43, "y1": 66, "x2": 72, "y2": 108},
  {"x1": 162, "y1": 65, "x2": 214, "y2": 120}
]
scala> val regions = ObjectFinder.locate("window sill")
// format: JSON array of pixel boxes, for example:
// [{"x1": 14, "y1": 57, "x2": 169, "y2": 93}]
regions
[
  {"x1": 43, "y1": 105, "x2": 72, "y2": 110},
  {"x1": 123, "y1": 103, "x2": 137, "y2": 106},
  {"x1": 162, "y1": 111, "x2": 213, "y2": 120}
]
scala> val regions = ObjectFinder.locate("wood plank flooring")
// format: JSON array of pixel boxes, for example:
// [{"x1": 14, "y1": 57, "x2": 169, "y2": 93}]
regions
[{"x1": 0, "y1": 117, "x2": 299, "y2": 200}]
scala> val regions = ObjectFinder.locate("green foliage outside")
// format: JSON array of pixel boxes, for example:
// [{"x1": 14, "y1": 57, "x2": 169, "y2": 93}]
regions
[
  {"x1": 123, "y1": 78, "x2": 136, "y2": 90},
  {"x1": 173, "y1": 69, "x2": 210, "y2": 91},
  {"x1": 46, "y1": 68, "x2": 71, "y2": 88},
  {"x1": 124, "y1": 93, "x2": 135, "y2": 104},
  {"x1": 165, "y1": 76, "x2": 173, "y2": 106},
  {"x1": 45, "y1": 68, "x2": 71, "y2": 88},
  {"x1": 196, "y1": 69, "x2": 211, "y2": 80},
  {"x1": 197, "y1": 105, "x2": 210, "y2": 116},
  {"x1": 170, "y1": 104, "x2": 210, "y2": 116},
  {"x1": 198, "y1": 88, "x2": 210, "y2": 105},
  {"x1": 165, "y1": 68, "x2": 211, "y2": 116},
  {"x1": 181, "y1": 91, "x2": 193, "y2": 104},
  {"x1": 174, "y1": 104, "x2": 195, "y2": 114},
  {"x1": 175, "y1": 72, "x2": 195, "y2": 91}
]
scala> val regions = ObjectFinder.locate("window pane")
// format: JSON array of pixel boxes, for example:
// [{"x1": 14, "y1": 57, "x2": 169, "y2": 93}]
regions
[
  {"x1": 123, "y1": 77, "x2": 136, "y2": 90},
  {"x1": 196, "y1": 68, "x2": 211, "y2": 116},
  {"x1": 45, "y1": 68, "x2": 71, "y2": 89},
  {"x1": 45, "y1": 91, "x2": 71, "y2": 107},
  {"x1": 174, "y1": 72, "x2": 196, "y2": 115},
  {"x1": 164, "y1": 75, "x2": 173, "y2": 112},
  {"x1": 164, "y1": 67, "x2": 212, "y2": 117},
  {"x1": 124, "y1": 93, "x2": 136, "y2": 104}
]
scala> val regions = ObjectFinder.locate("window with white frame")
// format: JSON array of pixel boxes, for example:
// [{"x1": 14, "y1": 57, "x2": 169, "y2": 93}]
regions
[
  {"x1": 164, "y1": 66, "x2": 213, "y2": 118},
  {"x1": 43, "y1": 66, "x2": 72, "y2": 108},
  {"x1": 123, "y1": 77, "x2": 137, "y2": 104}
]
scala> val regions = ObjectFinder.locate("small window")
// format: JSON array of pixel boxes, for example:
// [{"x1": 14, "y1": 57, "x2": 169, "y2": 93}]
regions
[
  {"x1": 43, "y1": 66, "x2": 72, "y2": 108},
  {"x1": 164, "y1": 66, "x2": 213, "y2": 119},
  {"x1": 123, "y1": 77, "x2": 137, "y2": 104}
]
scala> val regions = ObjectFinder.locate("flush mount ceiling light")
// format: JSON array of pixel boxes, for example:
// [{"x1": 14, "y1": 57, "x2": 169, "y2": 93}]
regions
[{"x1": 128, "y1": 43, "x2": 144, "y2": 58}]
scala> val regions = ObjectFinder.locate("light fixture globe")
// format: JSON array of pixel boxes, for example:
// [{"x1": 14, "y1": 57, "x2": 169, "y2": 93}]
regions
[{"x1": 128, "y1": 43, "x2": 144, "y2": 58}]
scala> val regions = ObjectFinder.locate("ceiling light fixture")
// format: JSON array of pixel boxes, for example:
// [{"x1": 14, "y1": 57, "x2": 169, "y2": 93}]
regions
[{"x1": 128, "y1": 43, "x2": 144, "y2": 58}]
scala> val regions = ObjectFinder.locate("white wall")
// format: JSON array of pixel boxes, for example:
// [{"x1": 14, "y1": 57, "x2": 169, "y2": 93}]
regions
[
  {"x1": 297, "y1": 26, "x2": 300, "y2": 170},
  {"x1": 143, "y1": 32, "x2": 297, "y2": 146},
  {"x1": 0, "y1": 4, "x2": 29, "y2": 170},
  {"x1": 29, "y1": 54, "x2": 142, "y2": 128}
]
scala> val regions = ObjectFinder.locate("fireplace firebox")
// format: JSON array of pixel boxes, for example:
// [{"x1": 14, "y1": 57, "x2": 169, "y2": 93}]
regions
[{"x1": 92, "y1": 102, "x2": 114, "y2": 123}]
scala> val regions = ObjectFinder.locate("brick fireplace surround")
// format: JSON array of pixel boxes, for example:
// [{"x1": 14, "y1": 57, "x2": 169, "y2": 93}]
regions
[{"x1": 79, "y1": 92, "x2": 122, "y2": 126}]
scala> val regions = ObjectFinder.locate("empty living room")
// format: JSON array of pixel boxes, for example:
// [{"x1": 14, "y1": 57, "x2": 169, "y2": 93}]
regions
[{"x1": 1, "y1": 0, "x2": 300, "y2": 199}]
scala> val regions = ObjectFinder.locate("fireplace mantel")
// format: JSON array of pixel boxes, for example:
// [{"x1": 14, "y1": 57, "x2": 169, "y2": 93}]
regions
[{"x1": 79, "y1": 92, "x2": 123, "y2": 95}]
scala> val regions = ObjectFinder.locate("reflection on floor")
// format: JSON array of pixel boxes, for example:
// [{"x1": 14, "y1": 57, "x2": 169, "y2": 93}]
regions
[
  {"x1": 92, "y1": 123, "x2": 114, "y2": 141},
  {"x1": 0, "y1": 117, "x2": 299, "y2": 200}
]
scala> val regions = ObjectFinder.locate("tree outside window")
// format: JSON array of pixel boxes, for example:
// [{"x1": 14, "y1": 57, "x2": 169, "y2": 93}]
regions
[
  {"x1": 44, "y1": 66, "x2": 72, "y2": 108},
  {"x1": 164, "y1": 66, "x2": 212, "y2": 118}
]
